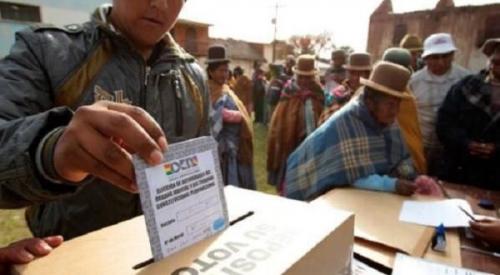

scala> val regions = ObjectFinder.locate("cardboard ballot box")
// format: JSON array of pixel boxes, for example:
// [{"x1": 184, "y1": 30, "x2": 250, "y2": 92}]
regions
[{"x1": 15, "y1": 186, "x2": 354, "y2": 275}]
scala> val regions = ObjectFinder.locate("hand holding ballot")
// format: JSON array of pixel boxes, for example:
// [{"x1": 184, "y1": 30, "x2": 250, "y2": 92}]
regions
[
  {"x1": 53, "y1": 101, "x2": 168, "y2": 193},
  {"x1": 470, "y1": 219, "x2": 500, "y2": 248}
]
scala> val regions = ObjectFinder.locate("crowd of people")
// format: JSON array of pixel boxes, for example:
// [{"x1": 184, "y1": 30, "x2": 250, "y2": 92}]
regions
[{"x1": 0, "y1": 0, "x2": 499, "y2": 271}]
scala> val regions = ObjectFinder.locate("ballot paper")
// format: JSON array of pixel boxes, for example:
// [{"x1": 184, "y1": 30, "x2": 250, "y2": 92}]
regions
[
  {"x1": 399, "y1": 199, "x2": 473, "y2": 227},
  {"x1": 133, "y1": 136, "x2": 228, "y2": 261},
  {"x1": 392, "y1": 253, "x2": 493, "y2": 275},
  {"x1": 352, "y1": 258, "x2": 385, "y2": 275}
]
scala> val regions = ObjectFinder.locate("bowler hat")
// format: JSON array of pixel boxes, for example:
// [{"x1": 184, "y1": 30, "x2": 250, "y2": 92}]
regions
[
  {"x1": 331, "y1": 49, "x2": 346, "y2": 60},
  {"x1": 206, "y1": 45, "x2": 230, "y2": 64},
  {"x1": 343, "y1": 53, "x2": 372, "y2": 71},
  {"x1": 360, "y1": 61, "x2": 412, "y2": 99},
  {"x1": 400, "y1": 34, "x2": 423, "y2": 52},
  {"x1": 382, "y1": 47, "x2": 412, "y2": 70},
  {"x1": 293, "y1": 55, "x2": 317, "y2": 76}
]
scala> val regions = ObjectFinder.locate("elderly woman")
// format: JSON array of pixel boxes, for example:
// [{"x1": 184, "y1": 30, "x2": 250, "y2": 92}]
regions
[
  {"x1": 267, "y1": 55, "x2": 324, "y2": 193},
  {"x1": 206, "y1": 46, "x2": 255, "y2": 190},
  {"x1": 285, "y1": 62, "x2": 418, "y2": 201}
]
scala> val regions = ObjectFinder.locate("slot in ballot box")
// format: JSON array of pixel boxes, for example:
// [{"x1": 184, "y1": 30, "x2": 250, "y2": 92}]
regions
[{"x1": 15, "y1": 186, "x2": 354, "y2": 275}]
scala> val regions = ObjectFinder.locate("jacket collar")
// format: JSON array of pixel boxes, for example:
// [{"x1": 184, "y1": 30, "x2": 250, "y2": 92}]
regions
[
  {"x1": 461, "y1": 70, "x2": 494, "y2": 115},
  {"x1": 422, "y1": 63, "x2": 463, "y2": 83}
]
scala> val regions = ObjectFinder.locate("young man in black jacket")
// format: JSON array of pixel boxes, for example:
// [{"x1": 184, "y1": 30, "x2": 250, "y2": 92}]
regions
[{"x1": 437, "y1": 38, "x2": 500, "y2": 190}]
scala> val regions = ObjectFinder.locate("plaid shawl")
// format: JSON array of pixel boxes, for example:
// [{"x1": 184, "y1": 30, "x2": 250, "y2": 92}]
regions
[{"x1": 284, "y1": 94, "x2": 410, "y2": 200}]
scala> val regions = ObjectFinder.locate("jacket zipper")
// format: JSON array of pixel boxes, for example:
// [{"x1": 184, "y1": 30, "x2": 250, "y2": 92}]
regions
[
  {"x1": 173, "y1": 71, "x2": 183, "y2": 136},
  {"x1": 140, "y1": 65, "x2": 151, "y2": 107}
]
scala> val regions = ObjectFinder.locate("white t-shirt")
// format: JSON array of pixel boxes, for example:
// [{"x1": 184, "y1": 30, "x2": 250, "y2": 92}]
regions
[{"x1": 409, "y1": 64, "x2": 470, "y2": 149}]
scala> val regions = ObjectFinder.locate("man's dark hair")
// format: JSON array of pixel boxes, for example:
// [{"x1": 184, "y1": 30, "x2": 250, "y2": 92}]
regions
[
  {"x1": 206, "y1": 62, "x2": 227, "y2": 80},
  {"x1": 234, "y1": 66, "x2": 244, "y2": 77}
]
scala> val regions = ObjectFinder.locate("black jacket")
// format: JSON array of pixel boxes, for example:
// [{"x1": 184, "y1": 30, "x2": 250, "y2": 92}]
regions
[
  {"x1": 0, "y1": 10, "x2": 210, "y2": 239},
  {"x1": 437, "y1": 71, "x2": 500, "y2": 190}
]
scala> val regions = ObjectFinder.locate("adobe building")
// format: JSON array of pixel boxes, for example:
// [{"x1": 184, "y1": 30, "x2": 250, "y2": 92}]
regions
[
  {"x1": 207, "y1": 38, "x2": 267, "y2": 74},
  {"x1": 170, "y1": 18, "x2": 211, "y2": 58},
  {"x1": 367, "y1": 0, "x2": 500, "y2": 71}
]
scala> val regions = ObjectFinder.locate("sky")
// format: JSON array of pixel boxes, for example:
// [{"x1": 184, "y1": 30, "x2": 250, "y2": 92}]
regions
[{"x1": 180, "y1": 0, "x2": 499, "y2": 51}]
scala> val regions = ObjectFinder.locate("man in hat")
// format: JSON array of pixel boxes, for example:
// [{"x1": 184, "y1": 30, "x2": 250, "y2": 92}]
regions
[
  {"x1": 383, "y1": 47, "x2": 427, "y2": 174},
  {"x1": 206, "y1": 45, "x2": 255, "y2": 190},
  {"x1": 285, "y1": 62, "x2": 417, "y2": 201},
  {"x1": 0, "y1": 0, "x2": 210, "y2": 240},
  {"x1": 267, "y1": 55, "x2": 324, "y2": 192},
  {"x1": 318, "y1": 52, "x2": 372, "y2": 125},
  {"x1": 437, "y1": 38, "x2": 500, "y2": 190},
  {"x1": 400, "y1": 34, "x2": 424, "y2": 72},
  {"x1": 323, "y1": 50, "x2": 347, "y2": 93},
  {"x1": 232, "y1": 66, "x2": 253, "y2": 114},
  {"x1": 409, "y1": 33, "x2": 469, "y2": 175}
]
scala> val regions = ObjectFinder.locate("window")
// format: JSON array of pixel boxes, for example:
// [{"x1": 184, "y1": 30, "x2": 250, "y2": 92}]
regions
[
  {"x1": 393, "y1": 24, "x2": 408, "y2": 46},
  {"x1": 185, "y1": 27, "x2": 198, "y2": 55},
  {"x1": 0, "y1": 2, "x2": 40, "y2": 22}
]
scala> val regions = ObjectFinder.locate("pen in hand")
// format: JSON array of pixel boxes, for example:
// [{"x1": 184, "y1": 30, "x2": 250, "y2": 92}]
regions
[{"x1": 458, "y1": 205, "x2": 478, "y2": 222}]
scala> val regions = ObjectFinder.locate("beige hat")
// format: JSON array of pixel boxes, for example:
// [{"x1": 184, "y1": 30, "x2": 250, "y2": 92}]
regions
[
  {"x1": 400, "y1": 34, "x2": 423, "y2": 52},
  {"x1": 343, "y1": 53, "x2": 372, "y2": 71},
  {"x1": 293, "y1": 55, "x2": 317, "y2": 76},
  {"x1": 360, "y1": 61, "x2": 412, "y2": 99},
  {"x1": 482, "y1": 38, "x2": 500, "y2": 57}
]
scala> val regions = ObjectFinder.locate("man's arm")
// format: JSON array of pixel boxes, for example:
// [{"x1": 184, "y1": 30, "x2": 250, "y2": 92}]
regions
[
  {"x1": 353, "y1": 175, "x2": 416, "y2": 196},
  {"x1": 0, "y1": 30, "x2": 81, "y2": 208}
]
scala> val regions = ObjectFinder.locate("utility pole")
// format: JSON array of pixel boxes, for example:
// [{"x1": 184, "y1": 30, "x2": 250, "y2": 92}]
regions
[{"x1": 271, "y1": 2, "x2": 285, "y2": 63}]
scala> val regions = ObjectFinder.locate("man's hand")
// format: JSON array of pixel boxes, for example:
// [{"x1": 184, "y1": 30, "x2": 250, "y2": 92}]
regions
[
  {"x1": 395, "y1": 179, "x2": 417, "y2": 196},
  {"x1": 470, "y1": 219, "x2": 500, "y2": 247},
  {"x1": 0, "y1": 236, "x2": 63, "y2": 269},
  {"x1": 54, "y1": 101, "x2": 168, "y2": 193},
  {"x1": 468, "y1": 141, "x2": 495, "y2": 159}
]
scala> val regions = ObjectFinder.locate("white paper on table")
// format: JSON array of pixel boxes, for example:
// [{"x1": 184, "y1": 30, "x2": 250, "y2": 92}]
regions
[
  {"x1": 399, "y1": 199, "x2": 473, "y2": 227},
  {"x1": 134, "y1": 136, "x2": 228, "y2": 261},
  {"x1": 392, "y1": 253, "x2": 493, "y2": 275}
]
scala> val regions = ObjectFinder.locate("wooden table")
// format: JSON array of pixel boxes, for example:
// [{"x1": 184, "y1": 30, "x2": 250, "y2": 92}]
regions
[
  {"x1": 442, "y1": 183, "x2": 500, "y2": 274},
  {"x1": 355, "y1": 183, "x2": 500, "y2": 275}
]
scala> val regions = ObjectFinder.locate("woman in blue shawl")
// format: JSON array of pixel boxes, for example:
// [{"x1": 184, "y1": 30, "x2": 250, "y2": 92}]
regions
[
  {"x1": 207, "y1": 46, "x2": 255, "y2": 190},
  {"x1": 285, "y1": 62, "x2": 418, "y2": 200}
]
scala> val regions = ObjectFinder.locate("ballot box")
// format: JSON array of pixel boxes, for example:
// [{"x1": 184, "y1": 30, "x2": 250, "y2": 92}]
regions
[{"x1": 15, "y1": 186, "x2": 354, "y2": 275}]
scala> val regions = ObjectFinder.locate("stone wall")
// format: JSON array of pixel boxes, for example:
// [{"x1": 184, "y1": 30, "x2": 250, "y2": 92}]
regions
[{"x1": 367, "y1": 2, "x2": 500, "y2": 72}]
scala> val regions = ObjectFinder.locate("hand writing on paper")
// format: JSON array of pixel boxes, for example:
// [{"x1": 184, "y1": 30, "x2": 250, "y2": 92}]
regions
[
  {"x1": 470, "y1": 219, "x2": 500, "y2": 248},
  {"x1": 396, "y1": 179, "x2": 417, "y2": 196}
]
